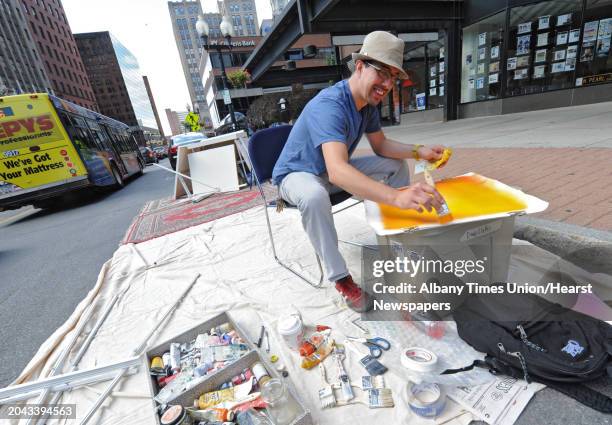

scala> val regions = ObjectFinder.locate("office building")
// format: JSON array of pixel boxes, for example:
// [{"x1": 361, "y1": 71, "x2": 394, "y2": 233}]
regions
[
  {"x1": 218, "y1": 0, "x2": 259, "y2": 37},
  {"x1": 20, "y1": 0, "x2": 97, "y2": 110},
  {"x1": 75, "y1": 32, "x2": 158, "y2": 144},
  {"x1": 0, "y1": 0, "x2": 51, "y2": 95},
  {"x1": 270, "y1": 0, "x2": 290, "y2": 21},
  {"x1": 168, "y1": 0, "x2": 210, "y2": 122}
]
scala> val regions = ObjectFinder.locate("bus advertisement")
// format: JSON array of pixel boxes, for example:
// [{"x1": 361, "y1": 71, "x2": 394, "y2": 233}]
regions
[{"x1": 0, "y1": 93, "x2": 144, "y2": 210}]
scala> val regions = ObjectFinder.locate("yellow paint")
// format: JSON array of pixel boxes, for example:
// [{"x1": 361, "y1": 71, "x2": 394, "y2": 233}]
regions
[{"x1": 380, "y1": 174, "x2": 528, "y2": 230}]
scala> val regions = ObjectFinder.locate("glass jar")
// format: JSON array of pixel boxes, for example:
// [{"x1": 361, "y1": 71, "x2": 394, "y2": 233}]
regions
[{"x1": 261, "y1": 379, "x2": 301, "y2": 425}]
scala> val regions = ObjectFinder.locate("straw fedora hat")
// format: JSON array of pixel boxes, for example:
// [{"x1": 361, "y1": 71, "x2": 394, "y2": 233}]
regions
[{"x1": 352, "y1": 31, "x2": 408, "y2": 79}]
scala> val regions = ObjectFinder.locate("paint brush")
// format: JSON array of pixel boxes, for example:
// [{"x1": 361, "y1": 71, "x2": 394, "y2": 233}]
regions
[
  {"x1": 333, "y1": 345, "x2": 354, "y2": 401},
  {"x1": 318, "y1": 363, "x2": 336, "y2": 408}
]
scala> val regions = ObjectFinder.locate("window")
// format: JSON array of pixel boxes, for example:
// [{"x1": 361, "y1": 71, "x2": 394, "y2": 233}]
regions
[
  {"x1": 576, "y1": 0, "x2": 612, "y2": 87},
  {"x1": 506, "y1": 1, "x2": 582, "y2": 97},
  {"x1": 461, "y1": 11, "x2": 506, "y2": 102}
]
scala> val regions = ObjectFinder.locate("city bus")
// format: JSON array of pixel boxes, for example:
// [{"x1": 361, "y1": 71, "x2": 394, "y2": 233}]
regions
[{"x1": 0, "y1": 93, "x2": 145, "y2": 210}]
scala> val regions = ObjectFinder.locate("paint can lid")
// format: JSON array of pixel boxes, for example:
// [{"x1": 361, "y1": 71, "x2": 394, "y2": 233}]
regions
[{"x1": 160, "y1": 405, "x2": 186, "y2": 425}]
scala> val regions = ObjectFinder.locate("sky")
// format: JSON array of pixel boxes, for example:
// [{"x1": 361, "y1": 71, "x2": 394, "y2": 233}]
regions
[{"x1": 62, "y1": 0, "x2": 272, "y2": 135}]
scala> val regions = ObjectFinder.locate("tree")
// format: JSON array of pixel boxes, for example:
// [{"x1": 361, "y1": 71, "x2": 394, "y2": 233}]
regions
[{"x1": 227, "y1": 70, "x2": 250, "y2": 89}]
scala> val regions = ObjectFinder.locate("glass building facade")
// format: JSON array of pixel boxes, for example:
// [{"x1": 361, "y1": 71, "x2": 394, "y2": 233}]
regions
[{"x1": 110, "y1": 35, "x2": 157, "y2": 130}]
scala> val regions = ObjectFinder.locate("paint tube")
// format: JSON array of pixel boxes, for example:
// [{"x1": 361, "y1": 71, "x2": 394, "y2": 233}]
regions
[
  {"x1": 197, "y1": 377, "x2": 254, "y2": 409},
  {"x1": 186, "y1": 407, "x2": 234, "y2": 422}
]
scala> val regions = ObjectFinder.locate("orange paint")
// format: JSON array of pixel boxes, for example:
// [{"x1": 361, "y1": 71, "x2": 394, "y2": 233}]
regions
[{"x1": 380, "y1": 174, "x2": 528, "y2": 230}]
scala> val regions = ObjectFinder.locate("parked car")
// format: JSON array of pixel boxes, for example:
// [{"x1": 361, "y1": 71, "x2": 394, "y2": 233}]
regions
[
  {"x1": 139, "y1": 146, "x2": 158, "y2": 164},
  {"x1": 153, "y1": 146, "x2": 167, "y2": 159},
  {"x1": 168, "y1": 132, "x2": 207, "y2": 170},
  {"x1": 214, "y1": 112, "x2": 252, "y2": 136}
]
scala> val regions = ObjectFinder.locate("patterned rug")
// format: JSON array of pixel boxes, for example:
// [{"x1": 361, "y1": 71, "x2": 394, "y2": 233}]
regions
[{"x1": 122, "y1": 184, "x2": 277, "y2": 244}]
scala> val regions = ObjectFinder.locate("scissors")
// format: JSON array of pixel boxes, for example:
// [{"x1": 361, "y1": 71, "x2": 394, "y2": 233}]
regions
[{"x1": 346, "y1": 336, "x2": 391, "y2": 358}]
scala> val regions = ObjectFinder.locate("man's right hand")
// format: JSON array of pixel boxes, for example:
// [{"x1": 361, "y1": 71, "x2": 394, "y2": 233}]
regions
[{"x1": 392, "y1": 183, "x2": 444, "y2": 213}]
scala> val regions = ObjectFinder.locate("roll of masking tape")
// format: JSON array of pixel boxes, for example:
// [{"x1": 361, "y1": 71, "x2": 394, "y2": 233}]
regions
[
  {"x1": 400, "y1": 347, "x2": 438, "y2": 373},
  {"x1": 407, "y1": 382, "x2": 446, "y2": 418}
]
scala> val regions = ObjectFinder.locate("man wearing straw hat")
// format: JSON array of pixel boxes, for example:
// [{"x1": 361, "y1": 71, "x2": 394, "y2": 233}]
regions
[{"x1": 272, "y1": 31, "x2": 448, "y2": 312}]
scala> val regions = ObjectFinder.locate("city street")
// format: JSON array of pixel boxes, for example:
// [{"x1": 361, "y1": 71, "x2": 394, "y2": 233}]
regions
[{"x1": 0, "y1": 160, "x2": 174, "y2": 386}]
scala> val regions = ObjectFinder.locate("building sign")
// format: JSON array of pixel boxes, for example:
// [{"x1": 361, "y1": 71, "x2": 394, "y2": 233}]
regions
[
  {"x1": 209, "y1": 39, "x2": 257, "y2": 48},
  {"x1": 576, "y1": 72, "x2": 612, "y2": 86},
  {"x1": 221, "y1": 89, "x2": 232, "y2": 105}
]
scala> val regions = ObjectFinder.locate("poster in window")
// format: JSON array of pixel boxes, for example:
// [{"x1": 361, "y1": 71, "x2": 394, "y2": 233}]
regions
[
  {"x1": 489, "y1": 61, "x2": 500, "y2": 73},
  {"x1": 580, "y1": 42, "x2": 595, "y2": 62},
  {"x1": 518, "y1": 22, "x2": 532, "y2": 34},
  {"x1": 517, "y1": 35, "x2": 531, "y2": 55},
  {"x1": 439, "y1": 61, "x2": 445, "y2": 73},
  {"x1": 533, "y1": 65, "x2": 546, "y2": 79},
  {"x1": 429, "y1": 87, "x2": 437, "y2": 96},
  {"x1": 557, "y1": 13, "x2": 572, "y2": 27},
  {"x1": 439, "y1": 85, "x2": 445, "y2": 96},
  {"x1": 596, "y1": 18, "x2": 612, "y2": 57},
  {"x1": 491, "y1": 45, "x2": 500, "y2": 59},
  {"x1": 538, "y1": 16, "x2": 550, "y2": 30},
  {"x1": 489, "y1": 73, "x2": 499, "y2": 84},
  {"x1": 439, "y1": 74, "x2": 445, "y2": 85},
  {"x1": 430, "y1": 65, "x2": 437, "y2": 77},
  {"x1": 535, "y1": 49, "x2": 547, "y2": 63},
  {"x1": 557, "y1": 31, "x2": 568, "y2": 45},
  {"x1": 430, "y1": 79, "x2": 436, "y2": 88},
  {"x1": 517, "y1": 56, "x2": 530, "y2": 68},
  {"x1": 565, "y1": 57, "x2": 576, "y2": 71},
  {"x1": 569, "y1": 29, "x2": 581, "y2": 43},
  {"x1": 537, "y1": 32, "x2": 549, "y2": 47},
  {"x1": 477, "y1": 63, "x2": 486, "y2": 74},
  {"x1": 478, "y1": 32, "x2": 487, "y2": 46},
  {"x1": 468, "y1": 79, "x2": 475, "y2": 89},
  {"x1": 554, "y1": 49, "x2": 566, "y2": 61},
  {"x1": 478, "y1": 47, "x2": 487, "y2": 60},
  {"x1": 566, "y1": 45, "x2": 578, "y2": 59},
  {"x1": 514, "y1": 68, "x2": 529, "y2": 80},
  {"x1": 507, "y1": 57, "x2": 517, "y2": 70},
  {"x1": 476, "y1": 77, "x2": 485, "y2": 89},
  {"x1": 551, "y1": 62, "x2": 566, "y2": 73},
  {"x1": 416, "y1": 93, "x2": 426, "y2": 110},
  {"x1": 440, "y1": 47, "x2": 445, "y2": 59},
  {"x1": 583, "y1": 21, "x2": 599, "y2": 43},
  {"x1": 466, "y1": 54, "x2": 473, "y2": 65}
]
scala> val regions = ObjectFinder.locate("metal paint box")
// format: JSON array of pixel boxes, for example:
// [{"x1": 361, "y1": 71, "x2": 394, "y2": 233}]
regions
[{"x1": 144, "y1": 311, "x2": 312, "y2": 425}]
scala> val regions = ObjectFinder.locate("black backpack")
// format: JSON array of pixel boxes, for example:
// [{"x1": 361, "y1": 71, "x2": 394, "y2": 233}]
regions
[{"x1": 447, "y1": 293, "x2": 612, "y2": 413}]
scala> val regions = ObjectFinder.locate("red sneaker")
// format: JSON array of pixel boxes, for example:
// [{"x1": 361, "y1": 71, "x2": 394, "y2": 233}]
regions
[{"x1": 335, "y1": 275, "x2": 373, "y2": 312}]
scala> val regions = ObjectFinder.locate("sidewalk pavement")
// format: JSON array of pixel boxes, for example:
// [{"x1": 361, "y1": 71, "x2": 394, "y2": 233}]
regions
[{"x1": 356, "y1": 101, "x2": 612, "y2": 232}]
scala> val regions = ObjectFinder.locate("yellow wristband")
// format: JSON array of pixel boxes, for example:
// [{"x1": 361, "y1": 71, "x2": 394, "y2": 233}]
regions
[{"x1": 412, "y1": 144, "x2": 423, "y2": 160}]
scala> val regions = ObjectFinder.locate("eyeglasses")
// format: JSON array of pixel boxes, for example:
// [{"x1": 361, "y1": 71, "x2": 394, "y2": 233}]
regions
[{"x1": 364, "y1": 61, "x2": 398, "y2": 83}]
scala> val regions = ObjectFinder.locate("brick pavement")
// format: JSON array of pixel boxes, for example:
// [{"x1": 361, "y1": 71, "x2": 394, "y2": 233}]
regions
[{"x1": 356, "y1": 147, "x2": 612, "y2": 231}]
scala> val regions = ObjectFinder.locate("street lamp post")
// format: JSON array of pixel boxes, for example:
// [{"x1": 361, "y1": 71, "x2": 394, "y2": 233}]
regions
[{"x1": 196, "y1": 15, "x2": 237, "y2": 131}]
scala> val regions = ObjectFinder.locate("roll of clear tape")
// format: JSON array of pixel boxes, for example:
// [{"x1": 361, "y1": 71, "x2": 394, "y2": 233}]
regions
[
  {"x1": 407, "y1": 382, "x2": 447, "y2": 418},
  {"x1": 400, "y1": 347, "x2": 438, "y2": 373}
]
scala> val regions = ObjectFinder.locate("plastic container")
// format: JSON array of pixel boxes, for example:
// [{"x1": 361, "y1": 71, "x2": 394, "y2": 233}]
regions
[
  {"x1": 261, "y1": 379, "x2": 301, "y2": 425},
  {"x1": 277, "y1": 314, "x2": 304, "y2": 351}
]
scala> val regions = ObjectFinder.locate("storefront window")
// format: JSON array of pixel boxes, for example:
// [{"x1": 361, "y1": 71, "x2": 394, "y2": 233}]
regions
[
  {"x1": 576, "y1": 0, "x2": 612, "y2": 87},
  {"x1": 401, "y1": 37, "x2": 446, "y2": 112},
  {"x1": 402, "y1": 46, "x2": 426, "y2": 112},
  {"x1": 426, "y1": 39, "x2": 446, "y2": 109},
  {"x1": 461, "y1": 11, "x2": 505, "y2": 103},
  {"x1": 506, "y1": 1, "x2": 582, "y2": 97}
]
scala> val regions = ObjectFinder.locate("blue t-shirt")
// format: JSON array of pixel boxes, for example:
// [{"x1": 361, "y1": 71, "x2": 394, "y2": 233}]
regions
[{"x1": 272, "y1": 80, "x2": 381, "y2": 185}]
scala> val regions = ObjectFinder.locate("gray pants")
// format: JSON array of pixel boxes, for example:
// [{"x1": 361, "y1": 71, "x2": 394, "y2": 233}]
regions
[{"x1": 279, "y1": 155, "x2": 410, "y2": 282}]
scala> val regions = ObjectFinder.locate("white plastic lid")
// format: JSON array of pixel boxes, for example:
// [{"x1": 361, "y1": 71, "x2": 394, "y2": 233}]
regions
[{"x1": 277, "y1": 314, "x2": 302, "y2": 335}]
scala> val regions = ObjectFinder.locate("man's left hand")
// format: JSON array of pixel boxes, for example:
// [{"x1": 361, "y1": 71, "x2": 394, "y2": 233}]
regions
[{"x1": 417, "y1": 145, "x2": 446, "y2": 163}]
